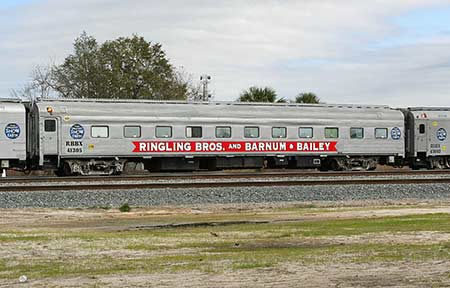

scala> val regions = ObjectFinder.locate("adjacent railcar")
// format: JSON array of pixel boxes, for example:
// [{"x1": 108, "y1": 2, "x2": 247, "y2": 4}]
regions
[
  {"x1": 404, "y1": 108, "x2": 450, "y2": 169},
  {"x1": 0, "y1": 101, "x2": 26, "y2": 171},
  {"x1": 30, "y1": 99, "x2": 405, "y2": 175}
]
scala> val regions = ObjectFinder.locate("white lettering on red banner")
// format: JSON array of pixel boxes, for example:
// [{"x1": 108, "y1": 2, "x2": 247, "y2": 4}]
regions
[{"x1": 132, "y1": 141, "x2": 337, "y2": 153}]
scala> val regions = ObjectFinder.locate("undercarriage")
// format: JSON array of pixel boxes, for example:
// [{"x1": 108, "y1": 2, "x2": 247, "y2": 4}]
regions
[{"x1": 60, "y1": 159, "x2": 125, "y2": 176}]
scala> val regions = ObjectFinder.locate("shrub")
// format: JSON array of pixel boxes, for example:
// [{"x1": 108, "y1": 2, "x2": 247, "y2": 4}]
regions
[{"x1": 119, "y1": 203, "x2": 131, "y2": 212}]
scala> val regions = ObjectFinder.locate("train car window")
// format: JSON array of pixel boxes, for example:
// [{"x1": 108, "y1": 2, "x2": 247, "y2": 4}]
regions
[
  {"x1": 299, "y1": 127, "x2": 313, "y2": 138},
  {"x1": 186, "y1": 126, "x2": 202, "y2": 138},
  {"x1": 325, "y1": 127, "x2": 339, "y2": 139},
  {"x1": 44, "y1": 119, "x2": 56, "y2": 132},
  {"x1": 272, "y1": 127, "x2": 287, "y2": 138},
  {"x1": 244, "y1": 127, "x2": 259, "y2": 138},
  {"x1": 350, "y1": 128, "x2": 364, "y2": 139},
  {"x1": 419, "y1": 124, "x2": 425, "y2": 134},
  {"x1": 124, "y1": 126, "x2": 141, "y2": 138},
  {"x1": 216, "y1": 126, "x2": 231, "y2": 138},
  {"x1": 156, "y1": 126, "x2": 172, "y2": 138},
  {"x1": 375, "y1": 128, "x2": 388, "y2": 139},
  {"x1": 91, "y1": 126, "x2": 109, "y2": 138}
]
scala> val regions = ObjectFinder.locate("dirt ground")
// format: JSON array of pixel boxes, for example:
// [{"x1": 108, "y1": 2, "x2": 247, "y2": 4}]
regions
[{"x1": 1, "y1": 200, "x2": 450, "y2": 287}]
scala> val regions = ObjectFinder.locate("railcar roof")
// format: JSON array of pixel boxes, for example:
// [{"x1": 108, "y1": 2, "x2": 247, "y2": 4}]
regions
[
  {"x1": 408, "y1": 109, "x2": 450, "y2": 120},
  {"x1": 0, "y1": 101, "x2": 26, "y2": 113},
  {"x1": 35, "y1": 99, "x2": 403, "y2": 122},
  {"x1": 0, "y1": 98, "x2": 25, "y2": 103},
  {"x1": 37, "y1": 98, "x2": 393, "y2": 109},
  {"x1": 408, "y1": 107, "x2": 450, "y2": 111}
]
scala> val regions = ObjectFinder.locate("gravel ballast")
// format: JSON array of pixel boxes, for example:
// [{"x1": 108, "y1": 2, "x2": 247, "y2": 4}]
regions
[{"x1": 1, "y1": 183, "x2": 450, "y2": 208}]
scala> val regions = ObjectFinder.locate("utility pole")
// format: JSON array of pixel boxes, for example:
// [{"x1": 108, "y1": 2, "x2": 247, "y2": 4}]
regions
[{"x1": 199, "y1": 75, "x2": 212, "y2": 101}]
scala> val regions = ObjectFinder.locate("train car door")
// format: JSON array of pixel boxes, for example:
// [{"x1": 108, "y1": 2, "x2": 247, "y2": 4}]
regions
[
  {"x1": 416, "y1": 120, "x2": 427, "y2": 153},
  {"x1": 42, "y1": 118, "x2": 59, "y2": 155}
]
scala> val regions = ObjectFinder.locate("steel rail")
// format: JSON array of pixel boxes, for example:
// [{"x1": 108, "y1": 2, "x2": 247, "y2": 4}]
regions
[
  {"x1": 1, "y1": 177, "x2": 450, "y2": 192},
  {"x1": 1, "y1": 169, "x2": 450, "y2": 184}
]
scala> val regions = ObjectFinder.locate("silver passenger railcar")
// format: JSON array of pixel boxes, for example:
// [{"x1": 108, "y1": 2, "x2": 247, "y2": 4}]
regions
[
  {"x1": 0, "y1": 100, "x2": 26, "y2": 172},
  {"x1": 29, "y1": 99, "x2": 405, "y2": 175},
  {"x1": 404, "y1": 108, "x2": 450, "y2": 169}
]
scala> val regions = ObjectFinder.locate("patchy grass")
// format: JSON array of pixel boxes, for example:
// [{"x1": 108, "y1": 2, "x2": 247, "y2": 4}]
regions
[
  {"x1": 207, "y1": 242, "x2": 450, "y2": 264},
  {"x1": 233, "y1": 262, "x2": 274, "y2": 269},
  {"x1": 1, "y1": 208, "x2": 450, "y2": 282},
  {"x1": 0, "y1": 234, "x2": 50, "y2": 243},
  {"x1": 125, "y1": 243, "x2": 161, "y2": 251},
  {"x1": 173, "y1": 213, "x2": 450, "y2": 238},
  {"x1": 5, "y1": 241, "x2": 448, "y2": 280}
]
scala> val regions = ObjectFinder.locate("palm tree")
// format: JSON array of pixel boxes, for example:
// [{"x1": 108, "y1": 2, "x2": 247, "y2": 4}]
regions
[
  {"x1": 295, "y1": 92, "x2": 321, "y2": 104},
  {"x1": 238, "y1": 86, "x2": 285, "y2": 103}
]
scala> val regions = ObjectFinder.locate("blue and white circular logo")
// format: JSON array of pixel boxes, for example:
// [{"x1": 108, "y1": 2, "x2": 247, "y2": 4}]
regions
[
  {"x1": 70, "y1": 124, "x2": 84, "y2": 139},
  {"x1": 391, "y1": 127, "x2": 401, "y2": 140},
  {"x1": 5, "y1": 123, "x2": 20, "y2": 139},
  {"x1": 437, "y1": 128, "x2": 447, "y2": 141}
]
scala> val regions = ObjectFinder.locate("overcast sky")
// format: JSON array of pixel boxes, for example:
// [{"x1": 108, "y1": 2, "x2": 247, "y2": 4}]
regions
[{"x1": 1, "y1": 0, "x2": 450, "y2": 106}]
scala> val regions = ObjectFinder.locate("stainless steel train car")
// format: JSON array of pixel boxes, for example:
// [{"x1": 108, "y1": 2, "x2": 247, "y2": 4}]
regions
[
  {"x1": 28, "y1": 99, "x2": 405, "y2": 175},
  {"x1": 404, "y1": 108, "x2": 450, "y2": 169},
  {"x1": 0, "y1": 101, "x2": 26, "y2": 171},
  {"x1": 5, "y1": 98, "x2": 450, "y2": 176}
]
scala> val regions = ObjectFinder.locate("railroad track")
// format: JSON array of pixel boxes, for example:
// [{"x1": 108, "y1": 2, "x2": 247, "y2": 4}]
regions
[
  {"x1": 2, "y1": 169, "x2": 450, "y2": 184},
  {"x1": 1, "y1": 173, "x2": 450, "y2": 192}
]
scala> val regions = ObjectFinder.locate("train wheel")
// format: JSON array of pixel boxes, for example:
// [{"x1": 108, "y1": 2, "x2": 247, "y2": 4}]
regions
[
  {"x1": 319, "y1": 165, "x2": 329, "y2": 171},
  {"x1": 62, "y1": 162, "x2": 74, "y2": 176},
  {"x1": 428, "y1": 157, "x2": 445, "y2": 170},
  {"x1": 330, "y1": 159, "x2": 341, "y2": 171},
  {"x1": 368, "y1": 159, "x2": 378, "y2": 171},
  {"x1": 363, "y1": 163, "x2": 371, "y2": 171}
]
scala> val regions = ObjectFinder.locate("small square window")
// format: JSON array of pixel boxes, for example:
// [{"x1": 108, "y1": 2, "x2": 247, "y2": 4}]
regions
[
  {"x1": 44, "y1": 119, "x2": 56, "y2": 132},
  {"x1": 216, "y1": 126, "x2": 231, "y2": 138},
  {"x1": 244, "y1": 127, "x2": 259, "y2": 138},
  {"x1": 419, "y1": 124, "x2": 425, "y2": 134},
  {"x1": 124, "y1": 126, "x2": 141, "y2": 138},
  {"x1": 375, "y1": 128, "x2": 388, "y2": 139},
  {"x1": 272, "y1": 127, "x2": 287, "y2": 138},
  {"x1": 156, "y1": 126, "x2": 172, "y2": 138},
  {"x1": 186, "y1": 126, "x2": 202, "y2": 138},
  {"x1": 91, "y1": 126, "x2": 109, "y2": 138},
  {"x1": 299, "y1": 127, "x2": 313, "y2": 138},
  {"x1": 350, "y1": 128, "x2": 364, "y2": 139},
  {"x1": 325, "y1": 127, "x2": 339, "y2": 139}
]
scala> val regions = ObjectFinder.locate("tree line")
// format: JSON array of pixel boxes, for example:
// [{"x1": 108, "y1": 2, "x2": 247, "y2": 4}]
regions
[
  {"x1": 13, "y1": 33, "x2": 320, "y2": 104},
  {"x1": 238, "y1": 87, "x2": 320, "y2": 104}
]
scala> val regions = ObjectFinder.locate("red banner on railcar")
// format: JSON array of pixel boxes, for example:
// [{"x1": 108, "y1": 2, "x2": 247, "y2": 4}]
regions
[{"x1": 132, "y1": 141, "x2": 337, "y2": 153}]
